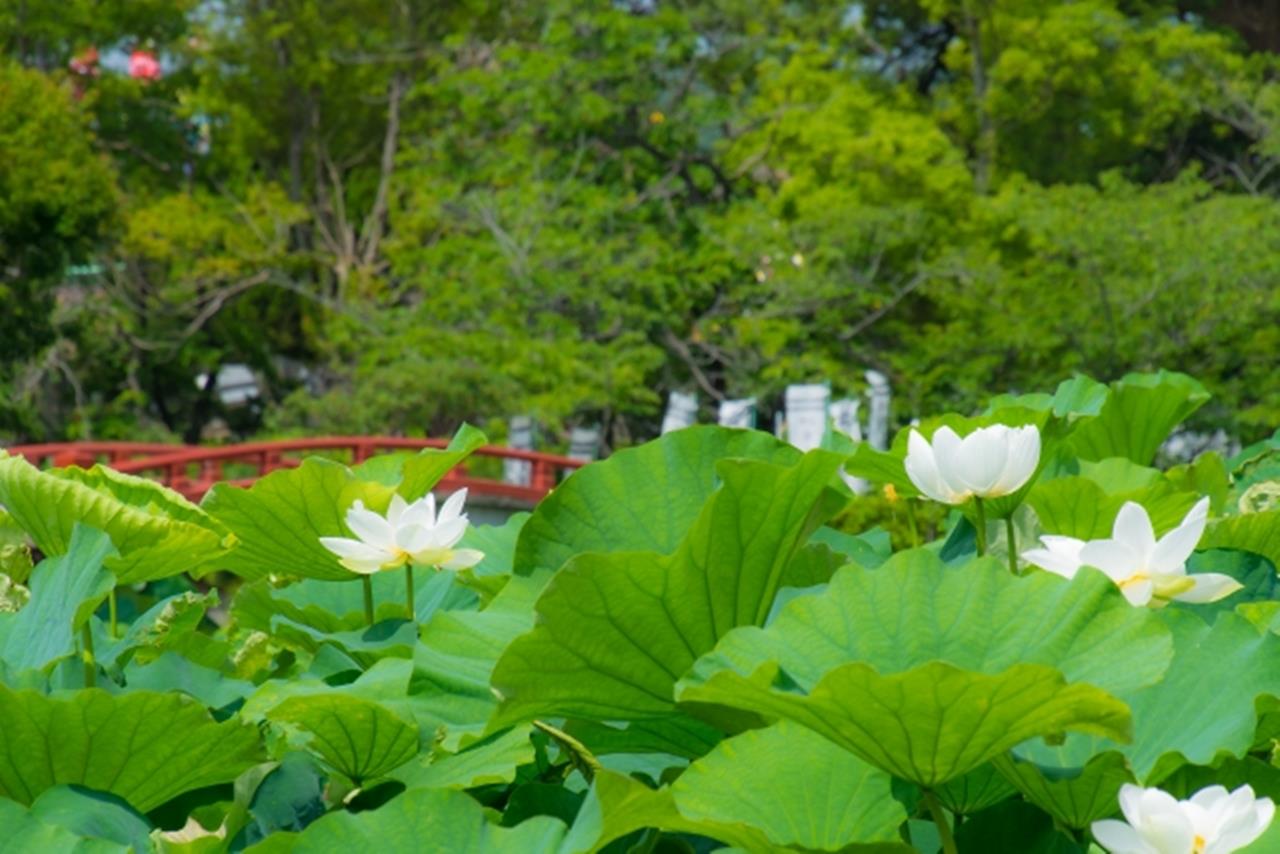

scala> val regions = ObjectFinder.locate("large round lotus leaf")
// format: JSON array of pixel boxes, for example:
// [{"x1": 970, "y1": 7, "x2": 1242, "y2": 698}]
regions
[
  {"x1": 934, "y1": 763, "x2": 1018, "y2": 816},
  {"x1": 274, "y1": 786, "x2": 572, "y2": 853},
  {"x1": 683, "y1": 550, "x2": 1172, "y2": 695},
  {"x1": 679, "y1": 658, "x2": 1129, "y2": 788},
  {"x1": 1027, "y1": 475, "x2": 1198, "y2": 540},
  {"x1": 1066, "y1": 370, "x2": 1209, "y2": 466},
  {"x1": 202, "y1": 457, "x2": 397, "y2": 582},
  {"x1": 513, "y1": 425, "x2": 800, "y2": 574},
  {"x1": 992, "y1": 749, "x2": 1135, "y2": 829},
  {"x1": 0, "y1": 686, "x2": 262, "y2": 812},
  {"x1": 677, "y1": 551, "x2": 1172, "y2": 787},
  {"x1": 267, "y1": 694, "x2": 419, "y2": 785},
  {"x1": 671, "y1": 720, "x2": 908, "y2": 850},
  {"x1": 492, "y1": 451, "x2": 847, "y2": 726},
  {"x1": 0, "y1": 454, "x2": 227, "y2": 584},
  {"x1": 996, "y1": 608, "x2": 1280, "y2": 828},
  {"x1": 0, "y1": 797, "x2": 127, "y2": 854}
]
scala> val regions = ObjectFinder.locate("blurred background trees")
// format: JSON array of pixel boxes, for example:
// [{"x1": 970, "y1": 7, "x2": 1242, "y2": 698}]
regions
[{"x1": 2, "y1": 0, "x2": 1279, "y2": 446}]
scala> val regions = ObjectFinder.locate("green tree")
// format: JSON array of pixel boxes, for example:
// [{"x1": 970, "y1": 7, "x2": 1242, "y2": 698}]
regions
[{"x1": 0, "y1": 62, "x2": 117, "y2": 437}]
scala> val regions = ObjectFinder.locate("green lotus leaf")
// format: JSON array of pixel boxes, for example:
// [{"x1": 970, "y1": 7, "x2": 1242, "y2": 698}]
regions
[
  {"x1": 810, "y1": 525, "x2": 893, "y2": 568},
  {"x1": 679, "y1": 659, "x2": 1129, "y2": 788},
  {"x1": 565, "y1": 767, "x2": 912, "y2": 853},
  {"x1": 0, "y1": 454, "x2": 227, "y2": 583},
  {"x1": 1076, "y1": 457, "x2": 1164, "y2": 492},
  {"x1": 513, "y1": 425, "x2": 800, "y2": 574},
  {"x1": 934, "y1": 763, "x2": 1018, "y2": 816},
  {"x1": 1231, "y1": 428, "x2": 1280, "y2": 475},
  {"x1": 233, "y1": 752, "x2": 328, "y2": 848},
  {"x1": 123, "y1": 652, "x2": 254, "y2": 712},
  {"x1": 670, "y1": 720, "x2": 908, "y2": 850},
  {"x1": 268, "y1": 786, "x2": 573, "y2": 853},
  {"x1": 502, "y1": 782, "x2": 586, "y2": 830},
  {"x1": 844, "y1": 442, "x2": 918, "y2": 496},
  {"x1": 0, "y1": 797, "x2": 127, "y2": 854},
  {"x1": 1229, "y1": 430, "x2": 1280, "y2": 513},
  {"x1": 244, "y1": 657, "x2": 417, "y2": 726},
  {"x1": 999, "y1": 608, "x2": 1280, "y2": 829},
  {"x1": 683, "y1": 551, "x2": 1170, "y2": 696},
  {"x1": 458, "y1": 511, "x2": 527, "y2": 578},
  {"x1": 1027, "y1": 475, "x2": 1197, "y2": 539},
  {"x1": 0, "y1": 685, "x2": 262, "y2": 811},
  {"x1": 1066, "y1": 370, "x2": 1209, "y2": 466},
  {"x1": 348, "y1": 423, "x2": 486, "y2": 499},
  {"x1": 391, "y1": 724, "x2": 534, "y2": 790},
  {"x1": 202, "y1": 457, "x2": 397, "y2": 581},
  {"x1": 563, "y1": 769, "x2": 776, "y2": 853},
  {"x1": 491, "y1": 451, "x2": 848, "y2": 726},
  {"x1": 236, "y1": 610, "x2": 417, "y2": 670},
  {"x1": 1092, "y1": 610, "x2": 1280, "y2": 782},
  {"x1": 1159, "y1": 756, "x2": 1280, "y2": 801},
  {"x1": 0, "y1": 524, "x2": 115, "y2": 675},
  {"x1": 0, "y1": 508, "x2": 34, "y2": 584},
  {"x1": 102, "y1": 589, "x2": 228, "y2": 672},
  {"x1": 409, "y1": 570, "x2": 548, "y2": 749},
  {"x1": 54, "y1": 463, "x2": 221, "y2": 530},
  {"x1": 992, "y1": 749, "x2": 1135, "y2": 829},
  {"x1": 953, "y1": 799, "x2": 1085, "y2": 854},
  {"x1": 987, "y1": 374, "x2": 1110, "y2": 423},
  {"x1": 266, "y1": 694, "x2": 419, "y2": 785},
  {"x1": 676, "y1": 552, "x2": 1172, "y2": 787},
  {"x1": 1164, "y1": 451, "x2": 1231, "y2": 513},
  {"x1": 1202, "y1": 508, "x2": 1280, "y2": 572},
  {"x1": 564, "y1": 716, "x2": 722, "y2": 761},
  {"x1": 229, "y1": 571, "x2": 471, "y2": 671},
  {"x1": 28, "y1": 785, "x2": 153, "y2": 853}
]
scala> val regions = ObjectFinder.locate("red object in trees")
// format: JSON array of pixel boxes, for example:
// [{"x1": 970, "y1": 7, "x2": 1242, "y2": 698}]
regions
[
  {"x1": 5, "y1": 438, "x2": 584, "y2": 506},
  {"x1": 69, "y1": 46, "x2": 100, "y2": 77},
  {"x1": 128, "y1": 49, "x2": 162, "y2": 81}
]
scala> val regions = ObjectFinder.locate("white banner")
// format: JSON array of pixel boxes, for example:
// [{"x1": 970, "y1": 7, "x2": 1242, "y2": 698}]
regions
[
  {"x1": 717, "y1": 397, "x2": 757, "y2": 429},
  {"x1": 784, "y1": 384, "x2": 830, "y2": 451},
  {"x1": 661, "y1": 391, "x2": 699, "y2": 434},
  {"x1": 503, "y1": 415, "x2": 535, "y2": 485}
]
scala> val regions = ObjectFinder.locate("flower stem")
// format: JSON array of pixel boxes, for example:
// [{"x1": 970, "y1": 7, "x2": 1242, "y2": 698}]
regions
[
  {"x1": 923, "y1": 789, "x2": 958, "y2": 854},
  {"x1": 362, "y1": 576, "x2": 375, "y2": 627},
  {"x1": 108, "y1": 588, "x2": 118, "y2": 638},
  {"x1": 81, "y1": 622, "x2": 96, "y2": 689},
  {"x1": 1005, "y1": 515, "x2": 1019, "y2": 575},
  {"x1": 405, "y1": 565, "x2": 415, "y2": 621},
  {"x1": 906, "y1": 500, "x2": 920, "y2": 548},
  {"x1": 972, "y1": 497, "x2": 988, "y2": 556}
]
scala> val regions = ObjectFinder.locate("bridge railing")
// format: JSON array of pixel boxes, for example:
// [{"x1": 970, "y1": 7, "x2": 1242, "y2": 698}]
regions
[
  {"x1": 5, "y1": 438, "x2": 585, "y2": 505},
  {"x1": 9, "y1": 441, "x2": 196, "y2": 468}
]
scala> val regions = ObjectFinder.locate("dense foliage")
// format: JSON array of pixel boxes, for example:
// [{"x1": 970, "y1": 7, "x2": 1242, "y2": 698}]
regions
[
  {"x1": 0, "y1": 371, "x2": 1277, "y2": 851},
  {"x1": 3, "y1": 1, "x2": 1280, "y2": 446}
]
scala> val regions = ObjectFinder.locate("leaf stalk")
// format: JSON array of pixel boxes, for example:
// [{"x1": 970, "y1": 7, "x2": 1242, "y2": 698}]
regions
[
  {"x1": 363, "y1": 575, "x2": 375, "y2": 626},
  {"x1": 81, "y1": 622, "x2": 96, "y2": 689},
  {"x1": 972, "y1": 496, "x2": 988, "y2": 556},
  {"x1": 923, "y1": 789, "x2": 958, "y2": 854},
  {"x1": 1005, "y1": 515, "x2": 1019, "y2": 575}
]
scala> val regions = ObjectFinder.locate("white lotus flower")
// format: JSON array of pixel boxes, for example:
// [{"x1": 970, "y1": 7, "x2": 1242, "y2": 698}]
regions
[
  {"x1": 904, "y1": 424, "x2": 1041, "y2": 505},
  {"x1": 319, "y1": 491, "x2": 484, "y2": 575},
  {"x1": 1021, "y1": 497, "x2": 1240, "y2": 607},
  {"x1": 1092, "y1": 783, "x2": 1274, "y2": 854}
]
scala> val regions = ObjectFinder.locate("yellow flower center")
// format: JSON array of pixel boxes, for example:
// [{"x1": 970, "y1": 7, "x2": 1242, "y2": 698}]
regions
[
  {"x1": 381, "y1": 549, "x2": 411, "y2": 570},
  {"x1": 883, "y1": 484, "x2": 899, "y2": 504},
  {"x1": 1193, "y1": 834, "x2": 1206, "y2": 853},
  {"x1": 1118, "y1": 573, "x2": 1149, "y2": 590}
]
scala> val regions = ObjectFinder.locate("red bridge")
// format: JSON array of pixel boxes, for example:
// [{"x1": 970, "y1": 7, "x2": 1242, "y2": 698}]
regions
[{"x1": 7, "y1": 439, "x2": 585, "y2": 507}]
